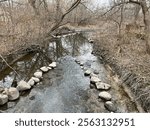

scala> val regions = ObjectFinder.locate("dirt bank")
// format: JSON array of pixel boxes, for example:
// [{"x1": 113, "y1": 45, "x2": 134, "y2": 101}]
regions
[{"x1": 93, "y1": 35, "x2": 150, "y2": 112}]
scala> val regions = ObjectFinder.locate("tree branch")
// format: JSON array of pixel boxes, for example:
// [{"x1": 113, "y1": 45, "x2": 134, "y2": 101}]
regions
[
  {"x1": 0, "y1": 54, "x2": 20, "y2": 77},
  {"x1": 49, "y1": 0, "x2": 81, "y2": 33}
]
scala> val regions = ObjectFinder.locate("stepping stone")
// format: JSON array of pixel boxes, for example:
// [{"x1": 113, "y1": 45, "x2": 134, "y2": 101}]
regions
[
  {"x1": 17, "y1": 80, "x2": 31, "y2": 91},
  {"x1": 104, "y1": 101, "x2": 117, "y2": 112},
  {"x1": 49, "y1": 62, "x2": 57, "y2": 68},
  {"x1": 31, "y1": 77, "x2": 40, "y2": 83},
  {"x1": 40, "y1": 66, "x2": 49, "y2": 72},
  {"x1": 47, "y1": 67, "x2": 52, "y2": 70},
  {"x1": 79, "y1": 62, "x2": 84, "y2": 66},
  {"x1": 34, "y1": 71, "x2": 43, "y2": 78},
  {"x1": 99, "y1": 91, "x2": 112, "y2": 101},
  {"x1": 96, "y1": 82, "x2": 111, "y2": 90},
  {"x1": 28, "y1": 78, "x2": 35, "y2": 86},
  {"x1": 84, "y1": 69, "x2": 92, "y2": 76},
  {"x1": 90, "y1": 76, "x2": 101, "y2": 83},
  {"x1": 8, "y1": 87, "x2": 19, "y2": 101}
]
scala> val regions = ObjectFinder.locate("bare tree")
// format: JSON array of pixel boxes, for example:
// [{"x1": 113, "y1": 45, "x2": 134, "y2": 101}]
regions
[
  {"x1": 28, "y1": 0, "x2": 39, "y2": 15},
  {"x1": 128, "y1": 0, "x2": 150, "y2": 53},
  {"x1": 49, "y1": 0, "x2": 81, "y2": 32}
]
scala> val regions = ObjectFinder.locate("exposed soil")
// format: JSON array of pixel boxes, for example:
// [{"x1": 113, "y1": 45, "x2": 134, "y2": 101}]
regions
[{"x1": 93, "y1": 34, "x2": 150, "y2": 112}]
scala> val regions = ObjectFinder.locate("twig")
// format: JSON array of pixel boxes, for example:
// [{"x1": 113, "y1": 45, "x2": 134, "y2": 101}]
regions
[{"x1": 0, "y1": 54, "x2": 20, "y2": 77}]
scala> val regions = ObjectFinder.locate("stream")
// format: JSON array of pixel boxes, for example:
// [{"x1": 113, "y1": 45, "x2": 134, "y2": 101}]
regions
[{"x1": 0, "y1": 32, "x2": 139, "y2": 113}]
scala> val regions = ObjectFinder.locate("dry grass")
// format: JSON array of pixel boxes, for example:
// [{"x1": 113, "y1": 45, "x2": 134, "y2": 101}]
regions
[{"x1": 93, "y1": 21, "x2": 150, "y2": 82}]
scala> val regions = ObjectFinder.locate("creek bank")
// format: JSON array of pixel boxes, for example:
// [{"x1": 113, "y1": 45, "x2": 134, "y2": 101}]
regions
[{"x1": 93, "y1": 40, "x2": 150, "y2": 112}]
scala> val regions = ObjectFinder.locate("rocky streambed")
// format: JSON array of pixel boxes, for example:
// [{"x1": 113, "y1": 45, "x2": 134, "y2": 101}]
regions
[{"x1": 0, "y1": 32, "x2": 140, "y2": 113}]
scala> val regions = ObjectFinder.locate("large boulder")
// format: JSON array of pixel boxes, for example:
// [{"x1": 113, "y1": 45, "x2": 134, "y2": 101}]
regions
[
  {"x1": 96, "y1": 82, "x2": 111, "y2": 90},
  {"x1": 99, "y1": 91, "x2": 112, "y2": 101},
  {"x1": 49, "y1": 62, "x2": 57, "y2": 68},
  {"x1": 40, "y1": 66, "x2": 49, "y2": 72},
  {"x1": 0, "y1": 94, "x2": 8, "y2": 105},
  {"x1": 28, "y1": 79, "x2": 35, "y2": 86},
  {"x1": 34, "y1": 71, "x2": 43, "y2": 78},
  {"x1": 17, "y1": 80, "x2": 31, "y2": 91},
  {"x1": 8, "y1": 87, "x2": 19, "y2": 101},
  {"x1": 31, "y1": 77, "x2": 40, "y2": 83}
]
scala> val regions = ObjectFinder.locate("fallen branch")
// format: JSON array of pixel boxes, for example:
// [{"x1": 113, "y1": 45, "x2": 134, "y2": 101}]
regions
[
  {"x1": 49, "y1": 0, "x2": 81, "y2": 33},
  {"x1": 0, "y1": 54, "x2": 20, "y2": 77}
]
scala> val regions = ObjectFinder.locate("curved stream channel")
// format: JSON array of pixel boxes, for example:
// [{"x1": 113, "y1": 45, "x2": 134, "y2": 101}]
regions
[{"x1": 0, "y1": 32, "x2": 139, "y2": 113}]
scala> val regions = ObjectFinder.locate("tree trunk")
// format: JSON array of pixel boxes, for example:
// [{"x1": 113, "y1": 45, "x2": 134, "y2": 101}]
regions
[
  {"x1": 134, "y1": 4, "x2": 141, "y2": 24},
  {"x1": 140, "y1": 0, "x2": 150, "y2": 54}
]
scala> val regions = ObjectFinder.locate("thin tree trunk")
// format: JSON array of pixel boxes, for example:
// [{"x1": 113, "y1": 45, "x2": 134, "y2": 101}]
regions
[{"x1": 140, "y1": 0, "x2": 150, "y2": 53}]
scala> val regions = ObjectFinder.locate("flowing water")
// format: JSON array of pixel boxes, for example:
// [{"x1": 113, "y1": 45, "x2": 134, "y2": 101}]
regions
[{"x1": 0, "y1": 33, "x2": 139, "y2": 113}]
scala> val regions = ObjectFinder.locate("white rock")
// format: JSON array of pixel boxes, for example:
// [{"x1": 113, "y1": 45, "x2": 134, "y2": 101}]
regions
[
  {"x1": 17, "y1": 80, "x2": 31, "y2": 91},
  {"x1": 0, "y1": 94, "x2": 8, "y2": 105},
  {"x1": 40, "y1": 66, "x2": 49, "y2": 72},
  {"x1": 8, "y1": 87, "x2": 19, "y2": 101},
  {"x1": 84, "y1": 69, "x2": 92, "y2": 76},
  {"x1": 104, "y1": 101, "x2": 117, "y2": 112},
  {"x1": 99, "y1": 91, "x2": 112, "y2": 100},
  {"x1": 28, "y1": 79, "x2": 35, "y2": 86},
  {"x1": 34, "y1": 71, "x2": 43, "y2": 78},
  {"x1": 96, "y1": 82, "x2": 111, "y2": 90},
  {"x1": 90, "y1": 73, "x2": 98, "y2": 78},
  {"x1": 49, "y1": 62, "x2": 57, "y2": 68},
  {"x1": 90, "y1": 76, "x2": 101, "y2": 83},
  {"x1": 79, "y1": 62, "x2": 84, "y2": 66},
  {"x1": 47, "y1": 67, "x2": 52, "y2": 70},
  {"x1": 31, "y1": 77, "x2": 40, "y2": 83}
]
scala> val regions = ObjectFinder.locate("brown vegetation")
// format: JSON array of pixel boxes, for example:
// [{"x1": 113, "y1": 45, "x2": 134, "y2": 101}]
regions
[{"x1": 0, "y1": 0, "x2": 93, "y2": 56}]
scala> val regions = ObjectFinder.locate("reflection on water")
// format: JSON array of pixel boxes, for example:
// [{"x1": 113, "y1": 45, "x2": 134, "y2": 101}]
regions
[{"x1": 0, "y1": 33, "x2": 89, "y2": 88}]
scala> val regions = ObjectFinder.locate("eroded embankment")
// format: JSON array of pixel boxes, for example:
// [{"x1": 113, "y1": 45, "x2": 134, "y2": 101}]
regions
[{"x1": 93, "y1": 40, "x2": 150, "y2": 112}]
